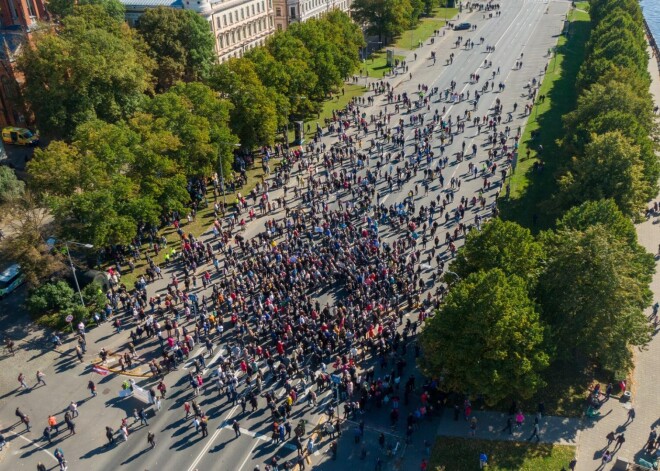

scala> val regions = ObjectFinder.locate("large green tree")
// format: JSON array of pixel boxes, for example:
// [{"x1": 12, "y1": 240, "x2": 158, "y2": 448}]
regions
[
  {"x1": 143, "y1": 82, "x2": 235, "y2": 176},
  {"x1": 19, "y1": 5, "x2": 154, "y2": 138},
  {"x1": 27, "y1": 114, "x2": 193, "y2": 246},
  {"x1": 559, "y1": 131, "x2": 648, "y2": 218},
  {"x1": 208, "y1": 59, "x2": 278, "y2": 149},
  {"x1": 538, "y1": 225, "x2": 653, "y2": 372},
  {"x1": 46, "y1": 0, "x2": 125, "y2": 21},
  {"x1": 420, "y1": 269, "x2": 549, "y2": 405},
  {"x1": 137, "y1": 7, "x2": 216, "y2": 91},
  {"x1": 352, "y1": 0, "x2": 414, "y2": 42},
  {"x1": 451, "y1": 219, "x2": 544, "y2": 286}
]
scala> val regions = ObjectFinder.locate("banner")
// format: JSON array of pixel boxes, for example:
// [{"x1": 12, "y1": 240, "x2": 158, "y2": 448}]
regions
[{"x1": 92, "y1": 365, "x2": 110, "y2": 376}]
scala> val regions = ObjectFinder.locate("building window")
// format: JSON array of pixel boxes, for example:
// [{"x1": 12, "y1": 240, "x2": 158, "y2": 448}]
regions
[
  {"x1": 276, "y1": 7, "x2": 281, "y2": 16},
  {"x1": 290, "y1": 6, "x2": 295, "y2": 18}
]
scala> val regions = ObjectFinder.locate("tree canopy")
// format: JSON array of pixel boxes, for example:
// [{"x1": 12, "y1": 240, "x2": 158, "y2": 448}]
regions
[
  {"x1": 559, "y1": 131, "x2": 648, "y2": 217},
  {"x1": 451, "y1": 219, "x2": 544, "y2": 285},
  {"x1": 420, "y1": 269, "x2": 549, "y2": 405},
  {"x1": 538, "y1": 225, "x2": 653, "y2": 372},
  {"x1": 352, "y1": 0, "x2": 415, "y2": 42},
  {"x1": 137, "y1": 7, "x2": 216, "y2": 91},
  {"x1": 18, "y1": 5, "x2": 154, "y2": 139}
]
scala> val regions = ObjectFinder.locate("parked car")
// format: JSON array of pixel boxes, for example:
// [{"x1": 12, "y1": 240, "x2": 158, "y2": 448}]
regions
[{"x1": 454, "y1": 22, "x2": 471, "y2": 31}]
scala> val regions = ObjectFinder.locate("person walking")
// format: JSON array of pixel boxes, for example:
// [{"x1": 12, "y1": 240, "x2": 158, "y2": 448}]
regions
[
  {"x1": 66, "y1": 418, "x2": 75, "y2": 436},
  {"x1": 35, "y1": 371, "x2": 46, "y2": 387},
  {"x1": 18, "y1": 373, "x2": 28, "y2": 390},
  {"x1": 138, "y1": 408, "x2": 148, "y2": 426},
  {"x1": 614, "y1": 433, "x2": 626, "y2": 452},
  {"x1": 469, "y1": 416, "x2": 478, "y2": 436},
  {"x1": 105, "y1": 426, "x2": 115, "y2": 445},
  {"x1": 68, "y1": 402, "x2": 78, "y2": 418},
  {"x1": 479, "y1": 453, "x2": 488, "y2": 469},
  {"x1": 54, "y1": 448, "x2": 66, "y2": 471},
  {"x1": 606, "y1": 431, "x2": 615, "y2": 446},
  {"x1": 48, "y1": 414, "x2": 59, "y2": 434},
  {"x1": 119, "y1": 425, "x2": 128, "y2": 442},
  {"x1": 37, "y1": 463, "x2": 47, "y2": 471},
  {"x1": 624, "y1": 408, "x2": 635, "y2": 426},
  {"x1": 23, "y1": 414, "x2": 31, "y2": 432},
  {"x1": 157, "y1": 381, "x2": 167, "y2": 399},
  {"x1": 501, "y1": 416, "x2": 513, "y2": 435},
  {"x1": 601, "y1": 450, "x2": 612, "y2": 466},
  {"x1": 43, "y1": 426, "x2": 52, "y2": 444},
  {"x1": 88, "y1": 380, "x2": 97, "y2": 397},
  {"x1": 147, "y1": 431, "x2": 156, "y2": 448},
  {"x1": 233, "y1": 420, "x2": 241, "y2": 437},
  {"x1": 528, "y1": 422, "x2": 540, "y2": 442}
]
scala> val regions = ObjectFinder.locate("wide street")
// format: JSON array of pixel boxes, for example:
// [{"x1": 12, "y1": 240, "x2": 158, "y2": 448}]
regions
[{"x1": 0, "y1": 1, "x2": 570, "y2": 470}]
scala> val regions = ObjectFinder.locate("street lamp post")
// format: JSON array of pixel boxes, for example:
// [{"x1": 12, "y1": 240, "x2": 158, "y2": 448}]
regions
[{"x1": 65, "y1": 240, "x2": 94, "y2": 307}]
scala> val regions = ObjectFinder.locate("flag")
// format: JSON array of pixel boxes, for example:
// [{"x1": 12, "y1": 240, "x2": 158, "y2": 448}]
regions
[{"x1": 93, "y1": 365, "x2": 110, "y2": 376}]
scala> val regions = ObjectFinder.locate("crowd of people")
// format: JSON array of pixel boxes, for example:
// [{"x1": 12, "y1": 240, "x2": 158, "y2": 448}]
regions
[{"x1": 9, "y1": 2, "x2": 562, "y2": 469}]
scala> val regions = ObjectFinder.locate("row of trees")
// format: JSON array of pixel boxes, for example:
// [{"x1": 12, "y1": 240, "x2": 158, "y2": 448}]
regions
[
  {"x1": 210, "y1": 11, "x2": 365, "y2": 148},
  {"x1": 420, "y1": 202, "x2": 654, "y2": 404},
  {"x1": 559, "y1": 0, "x2": 659, "y2": 218},
  {"x1": 420, "y1": 0, "x2": 658, "y2": 405},
  {"x1": 14, "y1": 4, "x2": 364, "y2": 249}
]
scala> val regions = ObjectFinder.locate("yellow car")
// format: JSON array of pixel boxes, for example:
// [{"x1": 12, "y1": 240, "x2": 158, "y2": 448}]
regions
[{"x1": 2, "y1": 127, "x2": 39, "y2": 146}]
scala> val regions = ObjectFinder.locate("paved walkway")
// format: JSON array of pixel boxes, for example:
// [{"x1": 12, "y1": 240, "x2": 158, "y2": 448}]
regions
[{"x1": 573, "y1": 45, "x2": 660, "y2": 471}]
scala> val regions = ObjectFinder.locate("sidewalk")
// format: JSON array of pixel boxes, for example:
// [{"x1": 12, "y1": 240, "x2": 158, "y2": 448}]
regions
[{"x1": 573, "y1": 45, "x2": 660, "y2": 471}]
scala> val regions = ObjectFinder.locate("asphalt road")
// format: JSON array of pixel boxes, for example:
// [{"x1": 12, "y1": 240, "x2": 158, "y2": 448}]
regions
[{"x1": 0, "y1": 1, "x2": 569, "y2": 470}]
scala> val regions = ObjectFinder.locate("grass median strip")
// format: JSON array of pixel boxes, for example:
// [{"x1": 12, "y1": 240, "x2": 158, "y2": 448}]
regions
[
  {"x1": 395, "y1": 7, "x2": 459, "y2": 50},
  {"x1": 499, "y1": 6, "x2": 591, "y2": 230},
  {"x1": 430, "y1": 437, "x2": 576, "y2": 471}
]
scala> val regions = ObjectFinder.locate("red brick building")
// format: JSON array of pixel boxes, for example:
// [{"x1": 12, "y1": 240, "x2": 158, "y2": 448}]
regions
[{"x1": 0, "y1": 0, "x2": 49, "y2": 127}]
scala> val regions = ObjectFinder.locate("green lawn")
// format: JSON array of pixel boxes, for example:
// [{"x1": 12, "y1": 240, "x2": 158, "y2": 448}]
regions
[
  {"x1": 430, "y1": 437, "x2": 576, "y2": 471},
  {"x1": 499, "y1": 6, "x2": 591, "y2": 230},
  {"x1": 395, "y1": 7, "x2": 459, "y2": 50},
  {"x1": 359, "y1": 51, "x2": 406, "y2": 78},
  {"x1": 574, "y1": 1, "x2": 589, "y2": 11}
]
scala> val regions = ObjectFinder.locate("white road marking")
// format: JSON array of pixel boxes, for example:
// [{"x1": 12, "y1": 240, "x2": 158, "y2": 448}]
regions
[
  {"x1": 237, "y1": 440, "x2": 260, "y2": 471},
  {"x1": 6, "y1": 429, "x2": 58, "y2": 462},
  {"x1": 186, "y1": 404, "x2": 239, "y2": 471}
]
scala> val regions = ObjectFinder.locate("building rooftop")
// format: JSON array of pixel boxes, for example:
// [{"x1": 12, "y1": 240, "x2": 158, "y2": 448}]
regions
[{"x1": 119, "y1": 0, "x2": 183, "y2": 8}]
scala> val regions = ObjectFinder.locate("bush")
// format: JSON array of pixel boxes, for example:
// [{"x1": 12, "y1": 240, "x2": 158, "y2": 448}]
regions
[
  {"x1": 26, "y1": 280, "x2": 106, "y2": 330},
  {"x1": 26, "y1": 281, "x2": 76, "y2": 316}
]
